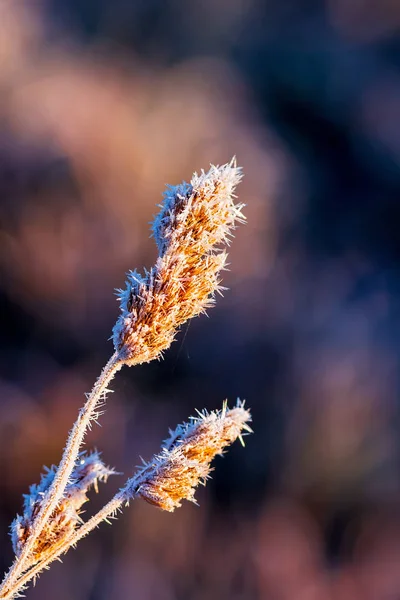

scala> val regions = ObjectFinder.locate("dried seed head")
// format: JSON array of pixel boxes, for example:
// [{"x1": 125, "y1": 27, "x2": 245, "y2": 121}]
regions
[
  {"x1": 11, "y1": 451, "x2": 115, "y2": 559},
  {"x1": 123, "y1": 400, "x2": 252, "y2": 512},
  {"x1": 113, "y1": 159, "x2": 244, "y2": 365}
]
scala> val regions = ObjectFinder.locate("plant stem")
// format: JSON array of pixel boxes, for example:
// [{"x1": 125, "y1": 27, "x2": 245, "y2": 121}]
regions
[
  {"x1": 1, "y1": 493, "x2": 126, "y2": 599},
  {"x1": 0, "y1": 352, "x2": 123, "y2": 599},
  {"x1": 2, "y1": 447, "x2": 169, "y2": 598}
]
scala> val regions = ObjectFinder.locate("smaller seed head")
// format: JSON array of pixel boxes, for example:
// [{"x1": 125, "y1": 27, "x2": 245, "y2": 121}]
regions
[
  {"x1": 123, "y1": 400, "x2": 252, "y2": 512},
  {"x1": 11, "y1": 451, "x2": 115, "y2": 559}
]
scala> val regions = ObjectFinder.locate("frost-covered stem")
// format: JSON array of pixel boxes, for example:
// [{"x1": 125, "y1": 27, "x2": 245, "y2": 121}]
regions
[
  {"x1": 0, "y1": 352, "x2": 123, "y2": 599},
  {"x1": 5, "y1": 460, "x2": 162, "y2": 595},
  {"x1": 1, "y1": 400, "x2": 251, "y2": 598},
  {"x1": 3, "y1": 434, "x2": 205, "y2": 600},
  {"x1": 1, "y1": 492, "x2": 126, "y2": 599}
]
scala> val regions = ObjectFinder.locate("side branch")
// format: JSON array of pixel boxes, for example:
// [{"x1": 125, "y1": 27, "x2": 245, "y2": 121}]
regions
[
  {"x1": 0, "y1": 352, "x2": 123, "y2": 598},
  {"x1": 0, "y1": 493, "x2": 126, "y2": 600}
]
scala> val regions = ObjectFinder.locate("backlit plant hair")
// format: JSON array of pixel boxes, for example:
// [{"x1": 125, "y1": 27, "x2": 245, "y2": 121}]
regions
[{"x1": 0, "y1": 159, "x2": 250, "y2": 599}]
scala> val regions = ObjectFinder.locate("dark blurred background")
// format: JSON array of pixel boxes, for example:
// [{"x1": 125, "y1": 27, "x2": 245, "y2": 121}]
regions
[{"x1": 1, "y1": 0, "x2": 400, "y2": 598}]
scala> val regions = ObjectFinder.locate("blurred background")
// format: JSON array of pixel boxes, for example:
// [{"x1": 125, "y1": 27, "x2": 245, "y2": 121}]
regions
[{"x1": 1, "y1": 0, "x2": 400, "y2": 598}]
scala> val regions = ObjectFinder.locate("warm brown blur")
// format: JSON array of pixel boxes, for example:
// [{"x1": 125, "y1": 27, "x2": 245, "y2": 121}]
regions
[{"x1": 1, "y1": 1, "x2": 400, "y2": 599}]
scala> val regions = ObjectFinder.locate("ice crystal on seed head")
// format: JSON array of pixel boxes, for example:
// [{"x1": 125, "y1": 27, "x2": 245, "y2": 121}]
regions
[
  {"x1": 123, "y1": 400, "x2": 252, "y2": 512},
  {"x1": 152, "y1": 181, "x2": 193, "y2": 256},
  {"x1": 112, "y1": 160, "x2": 245, "y2": 366},
  {"x1": 11, "y1": 451, "x2": 115, "y2": 559}
]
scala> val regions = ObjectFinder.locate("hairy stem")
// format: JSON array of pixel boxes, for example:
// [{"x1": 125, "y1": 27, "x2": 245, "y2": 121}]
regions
[
  {"x1": 1, "y1": 461, "x2": 157, "y2": 598},
  {"x1": 0, "y1": 353, "x2": 123, "y2": 599},
  {"x1": 1, "y1": 493, "x2": 126, "y2": 599}
]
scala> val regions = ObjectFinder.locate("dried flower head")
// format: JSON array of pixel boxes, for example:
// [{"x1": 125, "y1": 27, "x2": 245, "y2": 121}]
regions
[
  {"x1": 123, "y1": 400, "x2": 252, "y2": 512},
  {"x1": 113, "y1": 159, "x2": 244, "y2": 365},
  {"x1": 11, "y1": 451, "x2": 114, "y2": 559}
]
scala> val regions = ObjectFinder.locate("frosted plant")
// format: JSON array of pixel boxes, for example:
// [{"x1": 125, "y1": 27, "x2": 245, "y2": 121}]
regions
[
  {"x1": 0, "y1": 159, "x2": 250, "y2": 599},
  {"x1": 11, "y1": 451, "x2": 115, "y2": 560}
]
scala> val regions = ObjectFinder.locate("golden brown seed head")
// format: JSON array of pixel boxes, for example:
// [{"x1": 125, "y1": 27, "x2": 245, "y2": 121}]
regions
[
  {"x1": 123, "y1": 400, "x2": 252, "y2": 512},
  {"x1": 113, "y1": 159, "x2": 245, "y2": 365}
]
